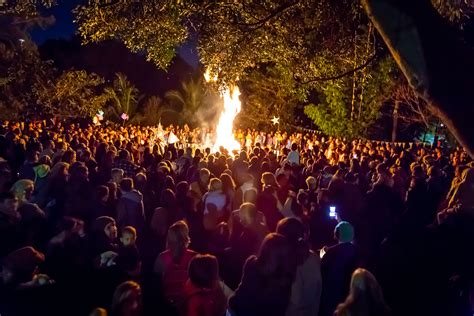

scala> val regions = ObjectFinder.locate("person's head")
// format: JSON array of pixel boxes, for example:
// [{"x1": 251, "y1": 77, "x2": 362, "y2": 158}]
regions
[
  {"x1": 276, "y1": 218, "x2": 309, "y2": 265},
  {"x1": 199, "y1": 168, "x2": 211, "y2": 185},
  {"x1": 1, "y1": 246, "x2": 45, "y2": 285},
  {"x1": 55, "y1": 215, "x2": 82, "y2": 236},
  {"x1": 239, "y1": 202, "x2": 258, "y2": 227},
  {"x1": 111, "y1": 168, "x2": 125, "y2": 184},
  {"x1": 160, "y1": 188, "x2": 176, "y2": 209},
  {"x1": 176, "y1": 181, "x2": 190, "y2": 196},
  {"x1": 335, "y1": 268, "x2": 389, "y2": 316},
  {"x1": 306, "y1": 176, "x2": 317, "y2": 190},
  {"x1": 166, "y1": 221, "x2": 190, "y2": 261},
  {"x1": 118, "y1": 149, "x2": 131, "y2": 161},
  {"x1": 95, "y1": 185, "x2": 109, "y2": 203},
  {"x1": 50, "y1": 162, "x2": 69, "y2": 179},
  {"x1": 93, "y1": 216, "x2": 117, "y2": 241},
  {"x1": 257, "y1": 233, "x2": 295, "y2": 280},
  {"x1": 188, "y1": 254, "x2": 220, "y2": 289},
  {"x1": 62, "y1": 149, "x2": 76, "y2": 164},
  {"x1": 120, "y1": 178, "x2": 134, "y2": 193},
  {"x1": 335, "y1": 221, "x2": 354, "y2": 243},
  {"x1": 0, "y1": 191, "x2": 19, "y2": 216},
  {"x1": 11, "y1": 179, "x2": 34, "y2": 202},
  {"x1": 120, "y1": 226, "x2": 137, "y2": 247},
  {"x1": 25, "y1": 149, "x2": 39, "y2": 163},
  {"x1": 134, "y1": 173, "x2": 147, "y2": 189},
  {"x1": 261, "y1": 172, "x2": 277, "y2": 188},
  {"x1": 291, "y1": 143, "x2": 298, "y2": 152},
  {"x1": 220, "y1": 173, "x2": 235, "y2": 192},
  {"x1": 209, "y1": 178, "x2": 223, "y2": 192},
  {"x1": 72, "y1": 164, "x2": 89, "y2": 181},
  {"x1": 243, "y1": 188, "x2": 257, "y2": 203},
  {"x1": 111, "y1": 281, "x2": 142, "y2": 316}
]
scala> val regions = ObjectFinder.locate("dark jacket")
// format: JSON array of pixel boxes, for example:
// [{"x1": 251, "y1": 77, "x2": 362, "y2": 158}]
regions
[
  {"x1": 116, "y1": 190, "x2": 145, "y2": 234},
  {"x1": 320, "y1": 242, "x2": 358, "y2": 316},
  {"x1": 229, "y1": 256, "x2": 292, "y2": 316}
]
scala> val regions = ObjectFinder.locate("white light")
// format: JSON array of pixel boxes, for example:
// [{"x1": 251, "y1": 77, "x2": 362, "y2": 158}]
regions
[{"x1": 440, "y1": 123, "x2": 444, "y2": 127}]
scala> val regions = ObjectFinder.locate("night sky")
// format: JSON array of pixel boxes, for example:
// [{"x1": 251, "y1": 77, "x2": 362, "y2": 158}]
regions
[{"x1": 30, "y1": 1, "x2": 200, "y2": 67}]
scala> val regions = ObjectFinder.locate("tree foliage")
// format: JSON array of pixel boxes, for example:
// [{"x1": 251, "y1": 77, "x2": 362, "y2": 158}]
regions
[
  {"x1": 103, "y1": 72, "x2": 140, "y2": 123},
  {"x1": 74, "y1": 1, "x2": 190, "y2": 69},
  {"x1": 134, "y1": 95, "x2": 174, "y2": 126},
  {"x1": 165, "y1": 77, "x2": 212, "y2": 126},
  {"x1": 304, "y1": 56, "x2": 397, "y2": 138},
  {"x1": 37, "y1": 70, "x2": 109, "y2": 117},
  {"x1": 0, "y1": 35, "x2": 55, "y2": 119},
  {"x1": 238, "y1": 64, "x2": 305, "y2": 128}
]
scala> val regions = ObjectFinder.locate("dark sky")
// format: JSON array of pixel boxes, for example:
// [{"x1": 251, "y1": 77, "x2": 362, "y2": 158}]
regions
[{"x1": 30, "y1": 1, "x2": 200, "y2": 67}]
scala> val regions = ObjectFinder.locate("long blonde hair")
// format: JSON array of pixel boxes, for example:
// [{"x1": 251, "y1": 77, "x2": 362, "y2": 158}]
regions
[
  {"x1": 166, "y1": 221, "x2": 190, "y2": 262},
  {"x1": 335, "y1": 268, "x2": 390, "y2": 316},
  {"x1": 11, "y1": 179, "x2": 34, "y2": 202}
]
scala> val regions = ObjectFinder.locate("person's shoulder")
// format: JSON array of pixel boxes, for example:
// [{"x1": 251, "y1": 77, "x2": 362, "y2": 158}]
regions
[
  {"x1": 243, "y1": 255, "x2": 258, "y2": 271},
  {"x1": 307, "y1": 250, "x2": 321, "y2": 265},
  {"x1": 158, "y1": 249, "x2": 172, "y2": 260},
  {"x1": 186, "y1": 249, "x2": 199, "y2": 257}
]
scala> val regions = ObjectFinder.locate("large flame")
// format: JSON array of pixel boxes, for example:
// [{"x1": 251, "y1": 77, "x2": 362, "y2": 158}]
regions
[{"x1": 204, "y1": 70, "x2": 242, "y2": 153}]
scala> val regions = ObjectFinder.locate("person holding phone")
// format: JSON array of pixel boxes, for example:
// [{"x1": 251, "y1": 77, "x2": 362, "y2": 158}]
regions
[{"x1": 319, "y1": 221, "x2": 359, "y2": 316}]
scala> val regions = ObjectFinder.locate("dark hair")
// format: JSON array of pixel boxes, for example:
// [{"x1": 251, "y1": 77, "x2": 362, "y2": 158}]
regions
[
  {"x1": 257, "y1": 233, "x2": 296, "y2": 285},
  {"x1": 95, "y1": 185, "x2": 109, "y2": 200},
  {"x1": 188, "y1": 254, "x2": 219, "y2": 289},
  {"x1": 160, "y1": 188, "x2": 177, "y2": 209},
  {"x1": 120, "y1": 178, "x2": 134, "y2": 192},
  {"x1": 0, "y1": 191, "x2": 16, "y2": 202},
  {"x1": 276, "y1": 218, "x2": 309, "y2": 266},
  {"x1": 176, "y1": 181, "x2": 190, "y2": 197},
  {"x1": 291, "y1": 143, "x2": 298, "y2": 151},
  {"x1": 220, "y1": 173, "x2": 236, "y2": 193},
  {"x1": 119, "y1": 149, "x2": 130, "y2": 161}
]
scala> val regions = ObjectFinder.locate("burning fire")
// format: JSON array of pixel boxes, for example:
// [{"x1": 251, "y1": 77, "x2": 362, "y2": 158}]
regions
[{"x1": 204, "y1": 70, "x2": 242, "y2": 153}]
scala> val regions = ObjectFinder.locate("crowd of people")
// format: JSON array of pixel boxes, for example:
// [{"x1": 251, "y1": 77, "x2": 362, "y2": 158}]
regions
[{"x1": 0, "y1": 119, "x2": 473, "y2": 316}]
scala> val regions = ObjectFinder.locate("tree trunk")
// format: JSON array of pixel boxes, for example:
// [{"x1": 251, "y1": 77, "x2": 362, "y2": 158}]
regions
[
  {"x1": 362, "y1": 0, "x2": 474, "y2": 157},
  {"x1": 392, "y1": 100, "x2": 399, "y2": 142}
]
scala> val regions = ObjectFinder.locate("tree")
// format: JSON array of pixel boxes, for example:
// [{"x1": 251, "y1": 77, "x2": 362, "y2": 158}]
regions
[
  {"x1": 0, "y1": 20, "x2": 56, "y2": 119},
  {"x1": 73, "y1": 1, "x2": 189, "y2": 70},
  {"x1": 135, "y1": 95, "x2": 174, "y2": 126},
  {"x1": 75, "y1": 0, "x2": 474, "y2": 154},
  {"x1": 36, "y1": 70, "x2": 109, "y2": 117},
  {"x1": 304, "y1": 56, "x2": 396, "y2": 138},
  {"x1": 362, "y1": 0, "x2": 474, "y2": 156},
  {"x1": 238, "y1": 64, "x2": 306, "y2": 128},
  {"x1": 389, "y1": 82, "x2": 435, "y2": 142},
  {"x1": 103, "y1": 72, "x2": 140, "y2": 123},
  {"x1": 165, "y1": 77, "x2": 212, "y2": 126}
]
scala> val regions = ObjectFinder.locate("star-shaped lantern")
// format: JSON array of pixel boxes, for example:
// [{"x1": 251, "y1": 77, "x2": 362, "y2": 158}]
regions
[
  {"x1": 121, "y1": 113, "x2": 129, "y2": 121},
  {"x1": 271, "y1": 116, "x2": 280, "y2": 125}
]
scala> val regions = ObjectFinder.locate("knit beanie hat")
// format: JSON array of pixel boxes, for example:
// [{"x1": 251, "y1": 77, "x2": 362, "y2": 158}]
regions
[
  {"x1": 335, "y1": 221, "x2": 354, "y2": 243},
  {"x1": 3, "y1": 246, "x2": 45, "y2": 275}
]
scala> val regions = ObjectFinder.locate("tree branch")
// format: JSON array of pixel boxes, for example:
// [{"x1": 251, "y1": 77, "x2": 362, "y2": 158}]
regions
[
  {"x1": 295, "y1": 52, "x2": 378, "y2": 84},
  {"x1": 235, "y1": 0, "x2": 300, "y2": 31}
]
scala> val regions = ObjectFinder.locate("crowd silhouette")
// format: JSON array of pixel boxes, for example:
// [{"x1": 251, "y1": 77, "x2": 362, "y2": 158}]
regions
[{"x1": 0, "y1": 120, "x2": 473, "y2": 316}]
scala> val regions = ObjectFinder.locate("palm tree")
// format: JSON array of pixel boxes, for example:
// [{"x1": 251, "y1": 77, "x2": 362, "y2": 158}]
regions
[
  {"x1": 104, "y1": 73, "x2": 140, "y2": 123},
  {"x1": 165, "y1": 77, "x2": 208, "y2": 126}
]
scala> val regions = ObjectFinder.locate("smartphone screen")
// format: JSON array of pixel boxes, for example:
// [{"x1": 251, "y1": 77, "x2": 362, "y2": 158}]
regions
[{"x1": 329, "y1": 206, "x2": 337, "y2": 218}]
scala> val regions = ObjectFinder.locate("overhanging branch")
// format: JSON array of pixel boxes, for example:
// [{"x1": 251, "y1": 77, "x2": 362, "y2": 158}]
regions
[
  {"x1": 235, "y1": 0, "x2": 300, "y2": 31},
  {"x1": 295, "y1": 52, "x2": 378, "y2": 84}
]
